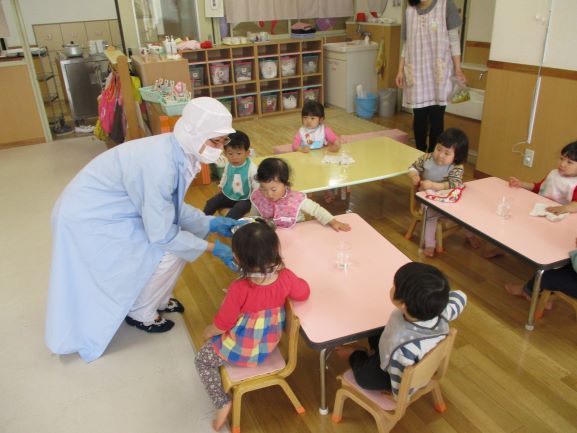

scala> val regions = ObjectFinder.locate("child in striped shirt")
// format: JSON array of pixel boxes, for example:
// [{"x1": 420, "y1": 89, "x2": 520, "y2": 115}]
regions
[{"x1": 340, "y1": 262, "x2": 466, "y2": 399}]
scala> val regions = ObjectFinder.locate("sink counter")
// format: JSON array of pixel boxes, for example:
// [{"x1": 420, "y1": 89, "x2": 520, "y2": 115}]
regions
[{"x1": 323, "y1": 40, "x2": 379, "y2": 53}]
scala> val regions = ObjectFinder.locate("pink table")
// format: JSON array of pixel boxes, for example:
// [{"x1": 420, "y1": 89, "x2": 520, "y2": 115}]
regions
[
  {"x1": 277, "y1": 213, "x2": 409, "y2": 413},
  {"x1": 416, "y1": 177, "x2": 576, "y2": 329}
]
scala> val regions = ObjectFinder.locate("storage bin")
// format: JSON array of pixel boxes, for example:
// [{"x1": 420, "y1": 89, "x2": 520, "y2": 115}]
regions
[
  {"x1": 259, "y1": 59, "x2": 278, "y2": 79},
  {"x1": 302, "y1": 55, "x2": 319, "y2": 74},
  {"x1": 378, "y1": 88, "x2": 397, "y2": 117},
  {"x1": 261, "y1": 93, "x2": 278, "y2": 113},
  {"x1": 237, "y1": 95, "x2": 255, "y2": 117},
  {"x1": 282, "y1": 91, "x2": 298, "y2": 110},
  {"x1": 219, "y1": 97, "x2": 233, "y2": 114},
  {"x1": 139, "y1": 85, "x2": 162, "y2": 103},
  {"x1": 190, "y1": 65, "x2": 204, "y2": 87},
  {"x1": 160, "y1": 99, "x2": 188, "y2": 116},
  {"x1": 210, "y1": 63, "x2": 230, "y2": 85},
  {"x1": 355, "y1": 93, "x2": 378, "y2": 119},
  {"x1": 280, "y1": 56, "x2": 297, "y2": 77},
  {"x1": 234, "y1": 61, "x2": 252, "y2": 82},
  {"x1": 303, "y1": 87, "x2": 320, "y2": 102}
]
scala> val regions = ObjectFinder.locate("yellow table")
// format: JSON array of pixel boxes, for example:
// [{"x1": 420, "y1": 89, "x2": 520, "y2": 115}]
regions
[{"x1": 254, "y1": 137, "x2": 422, "y2": 193}]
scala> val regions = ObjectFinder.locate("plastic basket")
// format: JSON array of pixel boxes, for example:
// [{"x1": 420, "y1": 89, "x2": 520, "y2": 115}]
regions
[
  {"x1": 282, "y1": 91, "x2": 298, "y2": 110},
  {"x1": 261, "y1": 93, "x2": 278, "y2": 113},
  {"x1": 234, "y1": 61, "x2": 252, "y2": 82},
  {"x1": 190, "y1": 65, "x2": 204, "y2": 87},
  {"x1": 237, "y1": 95, "x2": 255, "y2": 117},
  {"x1": 303, "y1": 87, "x2": 320, "y2": 102},
  {"x1": 302, "y1": 55, "x2": 319, "y2": 74},
  {"x1": 139, "y1": 86, "x2": 162, "y2": 103},
  {"x1": 280, "y1": 56, "x2": 297, "y2": 77},
  {"x1": 210, "y1": 63, "x2": 230, "y2": 85},
  {"x1": 219, "y1": 97, "x2": 233, "y2": 114},
  {"x1": 259, "y1": 59, "x2": 278, "y2": 79},
  {"x1": 355, "y1": 93, "x2": 378, "y2": 119},
  {"x1": 160, "y1": 99, "x2": 188, "y2": 116}
]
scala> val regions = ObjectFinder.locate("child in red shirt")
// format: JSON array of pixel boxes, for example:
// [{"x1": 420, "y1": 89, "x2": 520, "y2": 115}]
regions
[{"x1": 195, "y1": 220, "x2": 310, "y2": 431}]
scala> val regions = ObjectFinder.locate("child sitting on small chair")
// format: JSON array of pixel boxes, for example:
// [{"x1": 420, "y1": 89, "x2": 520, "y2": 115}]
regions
[
  {"x1": 195, "y1": 221, "x2": 310, "y2": 431},
  {"x1": 339, "y1": 262, "x2": 467, "y2": 398},
  {"x1": 292, "y1": 100, "x2": 342, "y2": 153},
  {"x1": 249, "y1": 157, "x2": 351, "y2": 231},
  {"x1": 408, "y1": 127, "x2": 479, "y2": 257},
  {"x1": 508, "y1": 140, "x2": 577, "y2": 215},
  {"x1": 203, "y1": 131, "x2": 259, "y2": 219}
]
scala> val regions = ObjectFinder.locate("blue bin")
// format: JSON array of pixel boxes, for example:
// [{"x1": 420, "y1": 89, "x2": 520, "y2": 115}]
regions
[{"x1": 355, "y1": 93, "x2": 378, "y2": 119}]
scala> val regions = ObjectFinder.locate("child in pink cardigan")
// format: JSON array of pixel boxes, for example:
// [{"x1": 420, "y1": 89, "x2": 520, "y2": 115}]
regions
[{"x1": 292, "y1": 100, "x2": 342, "y2": 153}]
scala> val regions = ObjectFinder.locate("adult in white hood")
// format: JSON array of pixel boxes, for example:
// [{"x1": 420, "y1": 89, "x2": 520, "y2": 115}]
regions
[{"x1": 46, "y1": 97, "x2": 242, "y2": 362}]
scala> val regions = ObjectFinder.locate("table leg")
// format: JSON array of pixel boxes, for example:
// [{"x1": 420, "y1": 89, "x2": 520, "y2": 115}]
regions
[
  {"x1": 419, "y1": 205, "x2": 428, "y2": 252},
  {"x1": 525, "y1": 269, "x2": 544, "y2": 331},
  {"x1": 319, "y1": 348, "x2": 329, "y2": 415}
]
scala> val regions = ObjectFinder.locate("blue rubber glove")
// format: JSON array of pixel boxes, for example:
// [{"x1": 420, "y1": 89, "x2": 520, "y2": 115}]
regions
[
  {"x1": 209, "y1": 216, "x2": 243, "y2": 238},
  {"x1": 212, "y1": 240, "x2": 237, "y2": 271}
]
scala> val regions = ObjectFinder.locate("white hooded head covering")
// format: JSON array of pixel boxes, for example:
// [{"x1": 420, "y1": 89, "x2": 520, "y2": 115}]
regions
[{"x1": 173, "y1": 97, "x2": 235, "y2": 157}]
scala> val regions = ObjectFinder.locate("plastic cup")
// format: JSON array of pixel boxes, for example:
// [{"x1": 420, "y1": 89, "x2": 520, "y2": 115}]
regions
[
  {"x1": 336, "y1": 241, "x2": 352, "y2": 270},
  {"x1": 496, "y1": 195, "x2": 512, "y2": 219}
]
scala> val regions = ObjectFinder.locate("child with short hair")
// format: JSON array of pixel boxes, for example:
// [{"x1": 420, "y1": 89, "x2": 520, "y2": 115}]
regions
[
  {"x1": 292, "y1": 100, "x2": 342, "y2": 153},
  {"x1": 508, "y1": 140, "x2": 577, "y2": 215},
  {"x1": 195, "y1": 221, "x2": 310, "y2": 431},
  {"x1": 203, "y1": 131, "x2": 258, "y2": 219},
  {"x1": 340, "y1": 262, "x2": 467, "y2": 398},
  {"x1": 250, "y1": 157, "x2": 351, "y2": 231},
  {"x1": 408, "y1": 127, "x2": 479, "y2": 257}
]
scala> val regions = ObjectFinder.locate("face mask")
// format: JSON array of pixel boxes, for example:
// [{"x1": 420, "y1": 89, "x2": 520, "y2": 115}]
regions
[{"x1": 198, "y1": 144, "x2": 223, "y2": 164}]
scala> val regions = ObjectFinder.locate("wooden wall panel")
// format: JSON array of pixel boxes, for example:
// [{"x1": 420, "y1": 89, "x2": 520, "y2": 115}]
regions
[{"x1": 477, "y1": 67, "x2": 577, "y2": 179}]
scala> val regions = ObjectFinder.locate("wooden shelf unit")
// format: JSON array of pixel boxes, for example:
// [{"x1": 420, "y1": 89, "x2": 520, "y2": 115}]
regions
[{"x1": 180, "y1": 39, "x2": 324, "y2": 120}]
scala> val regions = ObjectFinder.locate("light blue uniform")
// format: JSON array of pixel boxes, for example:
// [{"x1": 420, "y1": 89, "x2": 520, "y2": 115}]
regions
[{"x1": 45, "y1": 133, "x2": 212, "y2": 362}]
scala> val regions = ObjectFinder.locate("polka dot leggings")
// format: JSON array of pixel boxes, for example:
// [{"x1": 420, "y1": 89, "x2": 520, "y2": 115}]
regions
[{"x1": 195, "y1": 342, "x2": 231, "y2": 409}]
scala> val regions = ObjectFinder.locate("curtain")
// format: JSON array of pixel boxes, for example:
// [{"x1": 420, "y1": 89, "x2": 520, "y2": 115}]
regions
[
  {"x1": 356, "y1": 0, "x2": 389, "y2": 13},
  {"x1": 0, "y1": 2, "x2": 10, "y2": 38},
  {"x1": 225, "y1": 0, "x2": 353, "y2": 23}
]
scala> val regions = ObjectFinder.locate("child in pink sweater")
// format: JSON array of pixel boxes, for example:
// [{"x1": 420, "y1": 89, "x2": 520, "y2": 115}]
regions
[{"x1": 292, "y1": 100, "x2": 342, "y2": 153}]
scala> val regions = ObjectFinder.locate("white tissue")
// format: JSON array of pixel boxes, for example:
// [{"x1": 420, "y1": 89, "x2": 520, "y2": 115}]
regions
[
  {"x1": 356, "y1": 84, "x2": 366, "y2": 99},
  {"x1": 529, "y1": 203, "x2": 568, "y2": 222}
]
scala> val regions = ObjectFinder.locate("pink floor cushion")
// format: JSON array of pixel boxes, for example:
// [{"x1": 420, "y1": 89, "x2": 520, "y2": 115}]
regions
[
  {"x1": 224, "y1": 348, "x2": 286, "y2": 382},
  {"x1": 342, "y1": 369, "x2": 397, "y2": 411}
]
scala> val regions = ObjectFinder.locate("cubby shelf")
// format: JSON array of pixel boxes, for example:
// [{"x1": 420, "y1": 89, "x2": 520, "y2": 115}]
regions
[{"x1": 180, "y1": 39, "x2": 324, "y2": 119}]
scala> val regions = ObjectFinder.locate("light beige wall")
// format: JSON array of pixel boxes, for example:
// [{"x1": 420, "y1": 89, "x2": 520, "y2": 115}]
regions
[{"x1": 466, "y1": 0, "x2": 494, "y2": 43}]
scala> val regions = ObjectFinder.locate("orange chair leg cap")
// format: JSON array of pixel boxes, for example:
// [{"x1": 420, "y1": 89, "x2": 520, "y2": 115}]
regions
[
  {"x1": 435, "y1": 247, "x2": 444, "y2": 253},
  {"x1": 232, "y1": 427, "x2": 240, "y2": 433},
  {"x1": 434, "y1": 403, "x2": 447, "y2": 413},
  {"x1": 534, "y1": 311, "x2": 543, "y2": 320},
  {"x1": 296, "y1": 406, "x2": 305, "y2": 414},
  {"x1": 332, "y1": 415, "x2": 342, "y2": 423}
]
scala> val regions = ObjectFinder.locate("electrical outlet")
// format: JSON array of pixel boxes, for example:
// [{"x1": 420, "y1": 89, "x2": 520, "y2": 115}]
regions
[{"x1": 523, "y1": 149, "x2": 535, "y2": 167}]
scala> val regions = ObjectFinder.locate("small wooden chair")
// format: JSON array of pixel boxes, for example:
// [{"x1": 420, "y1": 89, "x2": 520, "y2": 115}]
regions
[
  {"x1": 220, "y1": 301, "x2": 305, "y2": 433},
  {"x1": 404, "y1": 185, "x2": 459, "y2": 253},
  {"x1": 332, "y1": 329, "x2": 458, "y2": 433},
  {"x1": 535, "y1": 290, "x2": 577, "y2": 321}
]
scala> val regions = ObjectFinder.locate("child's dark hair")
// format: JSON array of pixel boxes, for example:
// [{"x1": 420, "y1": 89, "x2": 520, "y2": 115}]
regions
[
  {"x1": 561, "y1": 140, "x2": 577, "y2": 162},
  {"x1": 393, "y1": 262, "x2": 450, "y2": 321},
  {"x1": 232, "y1": 220, "x2": 284, "y2": 278},
  {"x1": 302, "y1": 100, "x2": 325, "y2": 119},
  {"x1": 255, "y1": 157, "x2": 291, "y2": 186},
  {"x1": 437, "y1": 128, "x2": 469, "y2": 165},
  {"x1": 225, "y1": 130, "x2": 250, "y2": 151}
]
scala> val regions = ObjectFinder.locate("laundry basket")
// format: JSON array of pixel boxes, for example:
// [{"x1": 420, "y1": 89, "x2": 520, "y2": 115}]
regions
[
  {"x1": 259, "y1": 59, "x2": 278, "y2": 79},
  {"x1": 303, "y1": 87, "x2": 320, "y2": 102},
  {"x1": 237, "y1": 95, "x2": 255, "y2": 117},
  {"x1": 302, "y1": 55, "x2": 319, "y2": 74},
  {"x1": 280, "y1": 56, "x2": 297, "y2": 77},
  {"x1": 261, "y1": 93, "x2": 278, "y2": 113},
  {"x1": 234, "y1": 61, "x2": 252, "y2": 82}
]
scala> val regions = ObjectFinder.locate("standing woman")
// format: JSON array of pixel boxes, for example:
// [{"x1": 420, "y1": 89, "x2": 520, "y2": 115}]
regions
[
  {"x1": 46, "y1": 98, "x2": 242, "y2": 362},
  {"x1": 396, "y1": 0, "x2": 465, "y2": 152}
]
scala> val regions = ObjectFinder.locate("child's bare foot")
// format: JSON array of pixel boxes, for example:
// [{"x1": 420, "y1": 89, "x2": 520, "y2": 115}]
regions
[
  {"x1": 505, "y1": 283, "x2": 524, "y2": 296},
  {"x1": 466, "y1": 235, "x2": 481, "y2": 249},
  {"x1": 212, "y1": 402, "x2": 232, "y2": 431},
  {"x1": 423, "y1": 247, "x2": 435, "y2": 257},
  {"x1": 323, "y1": 190, "x2": 335, "y2": 204}
]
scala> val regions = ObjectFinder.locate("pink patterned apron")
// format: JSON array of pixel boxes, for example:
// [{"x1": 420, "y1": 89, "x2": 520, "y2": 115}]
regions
[
  {"x1": 250, "y1": 189, "x2": 306, "y2": 229},
  {"x1": 403, "y1": 0, "x2": 453, "y2": 108}
]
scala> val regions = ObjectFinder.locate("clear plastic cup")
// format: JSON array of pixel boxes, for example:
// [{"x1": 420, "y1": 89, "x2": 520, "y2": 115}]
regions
[
  {"x1": 496, "y1": 195, "x2": 512, "y2": 219},
  {"x1": 336, "y1": 241, "x2": 352, "y2": 270}
]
